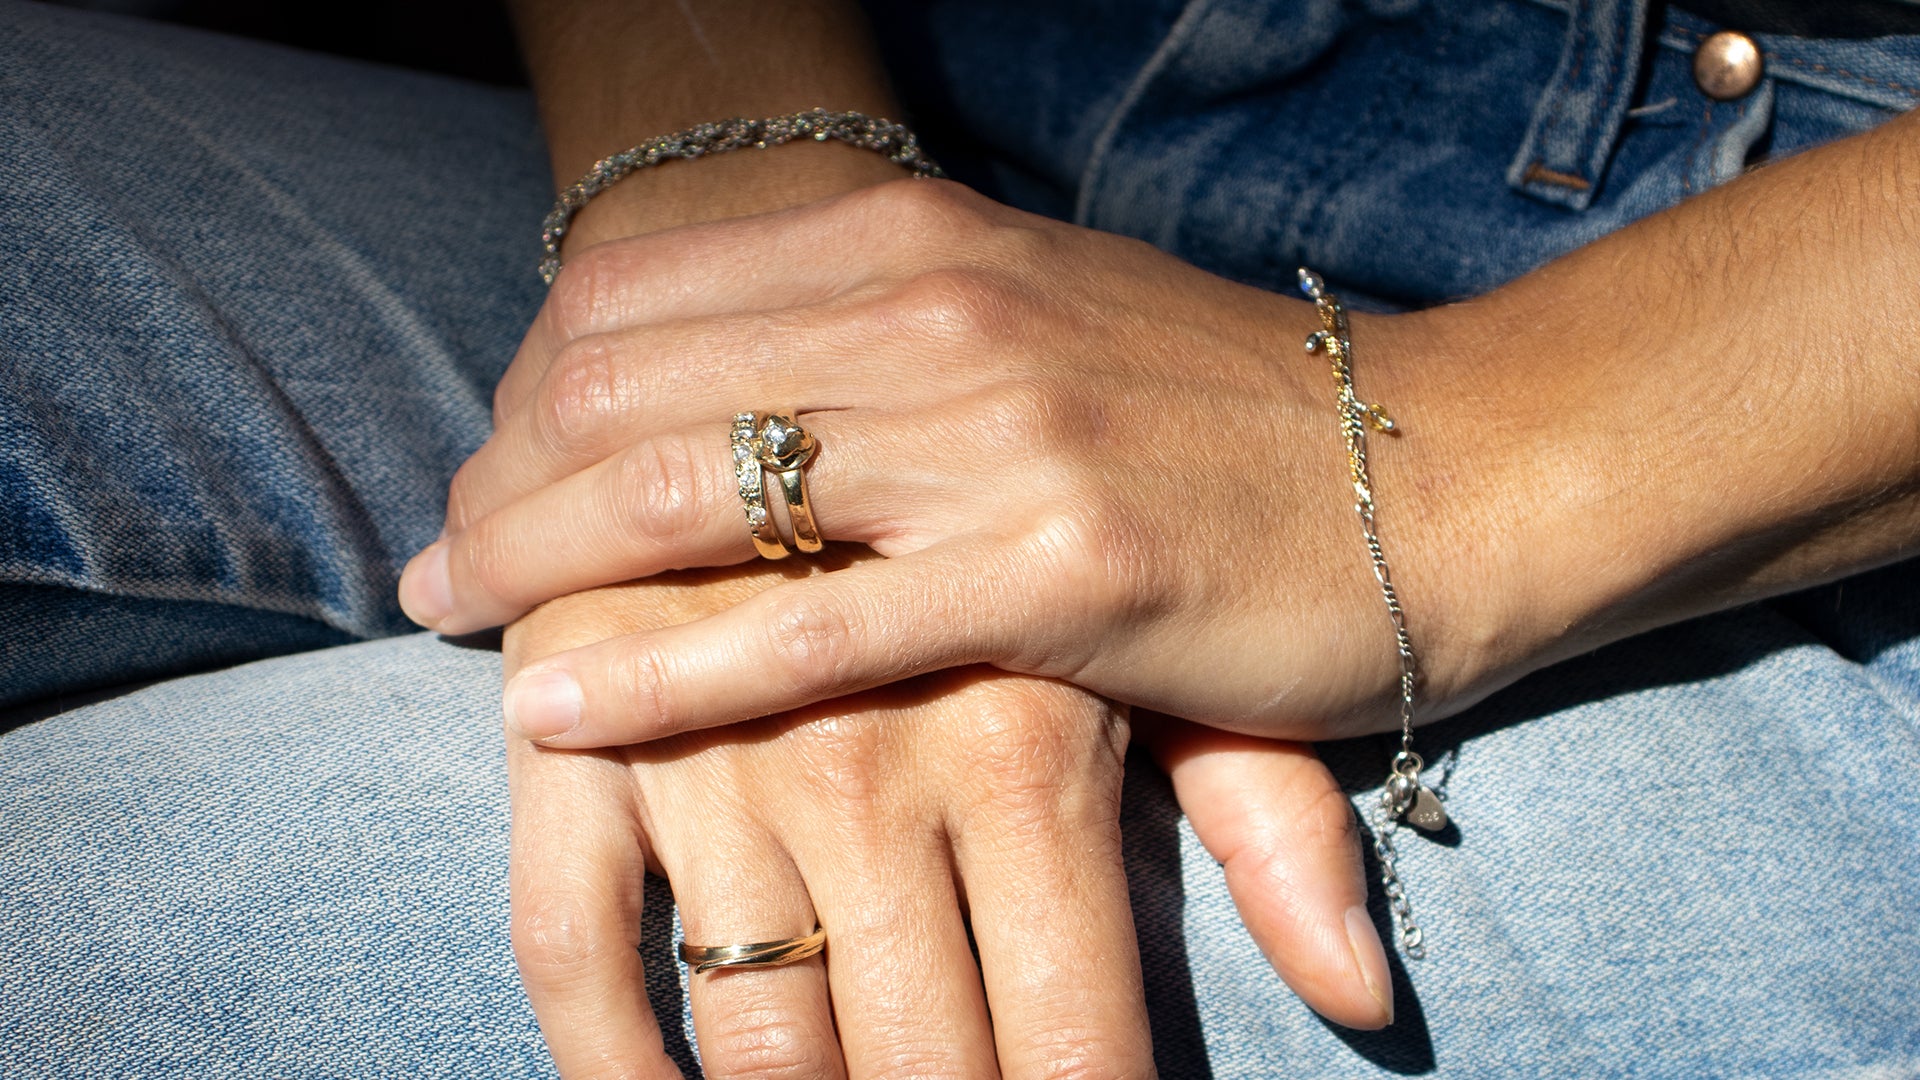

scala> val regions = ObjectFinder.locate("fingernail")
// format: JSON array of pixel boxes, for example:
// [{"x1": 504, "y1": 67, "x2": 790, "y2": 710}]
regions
[
  {"x1": 505, "y1": 669, "x2": 583, "y2": 741},
  {"x1": 400, "y1": 542, "x2": 453, "y2": 628},
  {"x1": 1345, "y1": 905, "x2": 1394, "y2": 1026}
]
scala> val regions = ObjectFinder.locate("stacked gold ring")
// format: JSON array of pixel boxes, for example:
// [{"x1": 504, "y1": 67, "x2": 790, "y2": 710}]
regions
[
  {"x1": 678, "y1": 926, "x2": 828, "y2": 975},
  {"x1": 732, "y1": 410, "x2": 823, "y2": 559}
]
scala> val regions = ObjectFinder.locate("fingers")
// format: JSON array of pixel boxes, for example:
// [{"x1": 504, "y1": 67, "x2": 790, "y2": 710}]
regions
[
  {"x1": 408, "y1": 411, "x2": 958, "y2": 636},
  {"x1": 660, "y1": 823, "x2": 845, "y2": 1080},
  {"x1": 494, "y1": 179, "x2": 990, "y2": 425},
  {"x1": 407, "y1": 423, "x2": 757, "y2": 635},
  {"x1": 496, "y1": 542, "x2": 1045, "y2": 746},
  {"x1": 494, "y1": 199, "x2": 892, "y2": 424},
  {"x1": 1141, "y1": 720, "x2": 1394, "y2": 1029},
  {"x1": 459, "y1": 306, "x2": 916, "y2": 532},
  {"x1": 794, "y1": 810, "x2": 998, "y2": 1076},
  {"x1": 945, "y1": 684, "x2": 1156, "y2": 1076},
  {"x1": 507, "y1": 740, "x2": 683, "y2": 1079}
]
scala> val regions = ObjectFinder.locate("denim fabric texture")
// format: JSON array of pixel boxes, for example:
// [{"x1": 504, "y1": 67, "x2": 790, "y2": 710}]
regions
[
  {"x1": 0, "y1": 1, "x2": 549, "y2": 707},
  {"x1": 3, "y1": 0, "x2": 1919, "y2": 1076},
  {"x1": 874, "y1": 0, "x2": 1920, "y2": 304}
]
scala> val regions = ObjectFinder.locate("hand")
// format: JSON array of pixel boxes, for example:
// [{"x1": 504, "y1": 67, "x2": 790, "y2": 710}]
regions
[
  {"x1": 400, "y1": 179, "x2": 1502, "y2": 748},
  {"x1": 504, "y1": 567, "x2": 1394, "y2": 1080}
]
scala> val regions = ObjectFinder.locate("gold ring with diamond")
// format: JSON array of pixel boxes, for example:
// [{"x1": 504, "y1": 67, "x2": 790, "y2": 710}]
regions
[
  {"x1": 678, "y1": 926, "x2": 827, "y2": 974},
  {"x1": 731, "y1": 411, "x2": 790, "y2": 560},
  {"x1": 751, "y1": 411, "x2": 823, "y2": 554}
]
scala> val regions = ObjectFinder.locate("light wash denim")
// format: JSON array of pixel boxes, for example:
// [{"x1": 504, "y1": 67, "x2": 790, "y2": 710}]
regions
[{"x1": 3, "y1": 0, "x2": 1918, "y2": 1076}]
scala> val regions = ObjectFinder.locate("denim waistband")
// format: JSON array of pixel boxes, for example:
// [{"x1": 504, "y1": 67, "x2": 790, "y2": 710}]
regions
[
  {"x1": 874, "y1": 0, "x2": 1920, "y2": 304},
  {"x1": 1525, "y1": 0, "x2": 1920, "y2": 110},
  {"x1": 1513, "y1": 0, "x2": 1920, "y2": 209}
]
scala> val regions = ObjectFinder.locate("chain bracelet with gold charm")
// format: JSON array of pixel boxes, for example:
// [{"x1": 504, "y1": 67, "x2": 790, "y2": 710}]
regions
[{"x1": 1298, "y1": 267, "x2": 1447, "y2": 959}]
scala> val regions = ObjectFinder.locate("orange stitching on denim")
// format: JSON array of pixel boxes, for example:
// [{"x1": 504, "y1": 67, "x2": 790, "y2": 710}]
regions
[{"x1": 1523, "y1": 161, "x2": 1592, "y2": 189}]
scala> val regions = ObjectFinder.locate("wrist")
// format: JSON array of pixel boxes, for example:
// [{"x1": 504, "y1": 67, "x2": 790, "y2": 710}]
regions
[
  {"x1": 1371, "y1": 248, "x2": 1920, "y2": 724},
  {"x1": 1336, "y1": 302, "x2": 1529, "y2": 723},
  {"x1": 559, "y1": 128, "x2": 914, "y2": 251},
  {"x1": 1356, "y1": 287, "x2": 1715, "y2": 721}
]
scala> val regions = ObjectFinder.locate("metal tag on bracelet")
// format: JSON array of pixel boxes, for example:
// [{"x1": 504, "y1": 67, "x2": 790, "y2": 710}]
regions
[{"x1": 1407, "y1": 786, "x2": 1448, "y2": 832}]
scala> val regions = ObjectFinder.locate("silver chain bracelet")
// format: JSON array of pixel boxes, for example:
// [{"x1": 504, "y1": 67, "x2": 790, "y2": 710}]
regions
[
  {"x1": 1299, "y1": 267, "x2": 1448, "y2": 959},
  {"x1": 538, "y1": 107, "x2": 945, "y2": 284}
]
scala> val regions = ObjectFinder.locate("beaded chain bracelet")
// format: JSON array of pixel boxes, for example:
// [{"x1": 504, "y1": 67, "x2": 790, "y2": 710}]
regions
[
  {"x1": 1298, "y1": 267, "x2": 1448, "y2": 958},
  {"x1": 538, "y1": 108, "x2": 945, "y2": 284}
]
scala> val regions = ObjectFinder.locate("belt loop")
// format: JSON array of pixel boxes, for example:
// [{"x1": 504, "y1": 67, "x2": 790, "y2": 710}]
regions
[{"x1": 1507, "y1": 0, "x2": 1651, "y2": 210}]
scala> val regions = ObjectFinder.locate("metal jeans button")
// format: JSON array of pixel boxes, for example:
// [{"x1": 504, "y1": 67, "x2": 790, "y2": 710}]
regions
[{"x1": 1694, "y1": 30, "x2": 1764, "y2": 101}]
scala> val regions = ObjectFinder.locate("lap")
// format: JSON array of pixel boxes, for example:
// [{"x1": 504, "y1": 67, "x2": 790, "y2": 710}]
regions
[
  {"x1": 5, "y1": 570, "x2": 1916, "y2": 1077},
  {"x1": 0, "y1": 0, "x2": 549, "y2": 706},
  {"x1": 3, "y1": 3, "x2": 1917, "y2": 1077}
]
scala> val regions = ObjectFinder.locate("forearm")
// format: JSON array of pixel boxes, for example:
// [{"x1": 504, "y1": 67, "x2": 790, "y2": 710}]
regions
[
  {"x1": 1408, "y1": 108, "x2": 1920, "y2": 706},
  {"x1": 506, "y1": 0, "x2": 907, "y2": 245}
]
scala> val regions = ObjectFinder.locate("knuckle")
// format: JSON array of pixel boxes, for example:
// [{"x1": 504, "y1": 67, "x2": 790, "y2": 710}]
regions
[
  {"x1": 988, "y1": 515, "x2": 1138, "y2": 679},
  {"x1": 955, "y1": 684, "x2": 1122, "y2": 826},
  {"x1": 760, "y1": 589, "x2": 865, "y2": 698},
  {"x1": 546, "y1": 246, "x2": 621, "y2": 337},
  {"x1": 1223, "y1": 785, "x2": 1360, "y2": 912},
  {"x1": 1005, "y1": 1029, "x2": 1147, "y2": 1080},
  {"x1": 792, "y1": 715, "x2": 890, "y2": 819},
  {"x1": 1020, "y1": 499, "x2": 1175, "y2": 664},
  {"x1": 1297, "y1": 775, "x2": 1364, "y2": 852},
  {"x1": 859, "y1": 1044, "x2": 973, "y2": 1080},
  {"x1": 852, "y1": 177, "x2": 984, "y2": 237},
  {"x1": 540, "y1": 338, "x2": 625, "y2": 449},
  {"x1": 697, "y1": 1005, "x2": 839, "y2": 1080},
  {"x1": 616, "y1": 434, "x2": 708, "y2": 552},
  {"x1": 457, "y1": 518, "x2": 527, "y2": 607},
  {"x1": 510, "y1": 891, "x2": 616, "y2": 986},
  {"x1": 613, "y1": 641, "x2": 674, "y2": 731},
  {"x1": 973, "y1": 377, "x2": 1070, "y2": 455},
  {"x1": 876, "y1": 266, "x2": 1019, "y2": 344},
  {"x1": 490, "y1": 377, "x2": 518, "y2": 429},
  {"x1": 444, "y1": 457, "x2": 483, "y2": 532}
]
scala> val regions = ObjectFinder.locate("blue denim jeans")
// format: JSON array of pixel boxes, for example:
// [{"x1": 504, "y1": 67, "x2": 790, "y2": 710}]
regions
[{"x1": 3, "y1": 0, "x2": 1918, "y2": 1076}]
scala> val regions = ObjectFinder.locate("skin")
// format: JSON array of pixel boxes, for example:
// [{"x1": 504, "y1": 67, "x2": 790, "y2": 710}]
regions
[
  {"x1": 488, "y1": 2, "x2": 1397, "y2": 1077},
  {"x1": 405, "y1": 109, "x2": 1920, "y2": 751},
  {"x1": 414, "y1": 25, "x2": 1920, "y2": 1070}
]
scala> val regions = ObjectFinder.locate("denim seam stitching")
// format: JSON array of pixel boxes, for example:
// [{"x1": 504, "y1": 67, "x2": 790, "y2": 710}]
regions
[
  {"x1": 1072, "y1": 0, "x2": 1216, "y2": 229},
  {"x1": 1682, "y1": 100, "x2": 1712, "y2": 194},
  {"x1": 1592, "y1": 1, "x2": 1636, "y2": 182},
  {"x1": 1534, "y1": 0, "x2": 1593, "y2": 154}
]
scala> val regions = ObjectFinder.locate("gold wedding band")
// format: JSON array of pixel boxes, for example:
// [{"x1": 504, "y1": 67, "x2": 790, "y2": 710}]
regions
[
  {"x1": 678, "y1": 926, "x2": 828, "y2": 974},
  {"x1": 732, "y1": 410, "x2": 823, "y2": 559}
]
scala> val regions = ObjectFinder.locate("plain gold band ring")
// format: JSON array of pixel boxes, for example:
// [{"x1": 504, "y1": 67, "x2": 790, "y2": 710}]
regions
[{"x1": 678, "y1": 926, "x2": 828, "y2": 974}]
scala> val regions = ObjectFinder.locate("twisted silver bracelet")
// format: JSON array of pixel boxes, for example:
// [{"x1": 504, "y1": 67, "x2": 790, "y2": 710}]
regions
[{"x1": 538, "y1": 107, "x2": 945, "y2": 284}]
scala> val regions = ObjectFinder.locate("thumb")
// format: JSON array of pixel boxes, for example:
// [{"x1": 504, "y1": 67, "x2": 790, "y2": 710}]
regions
[{"x1": 1141, "y1": 718, "x2": 1394, "y2": 1029}]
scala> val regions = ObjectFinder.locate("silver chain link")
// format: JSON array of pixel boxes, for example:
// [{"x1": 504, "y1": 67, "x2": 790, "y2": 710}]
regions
[
  {"x1": 1298, "y1": 267, "x2": 1434, "y2": 958},
  {"x1": 538, "y1": 108, "x2": 945, "y2": 284},
  {"x1": 1373, "y1": 812, "x2": 1426, "y2": 959}
]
